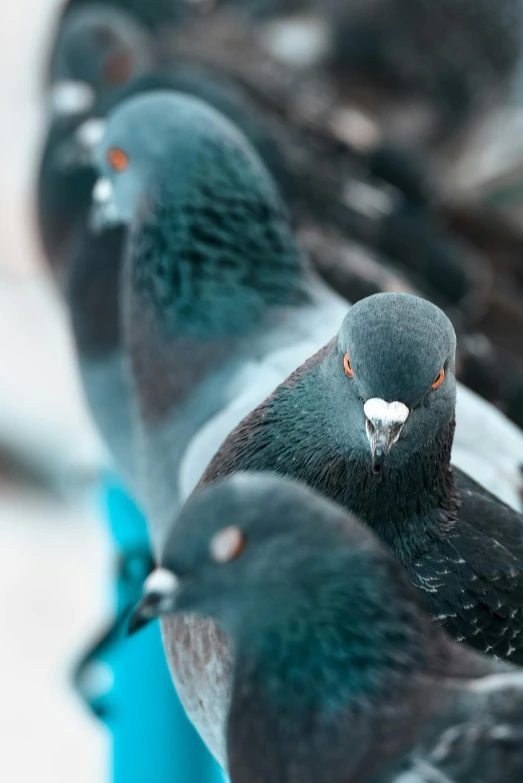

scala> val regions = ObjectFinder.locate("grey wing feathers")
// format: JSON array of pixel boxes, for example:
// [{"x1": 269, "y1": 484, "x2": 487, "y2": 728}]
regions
[
  {"x1": 394, "y1": 673, "x2": 523, "y2": 783},
  {"x1": 408, "y1": 517, "x2": 523, "y2": 663}
]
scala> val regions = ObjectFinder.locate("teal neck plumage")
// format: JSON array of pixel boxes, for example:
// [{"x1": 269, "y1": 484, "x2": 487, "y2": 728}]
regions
[
  {"x1": 232, "y1": 548, "x2": 430, "y2": 717},
  {"x1": 130, "y1": 138, "x2": 311, "y2": 341}
]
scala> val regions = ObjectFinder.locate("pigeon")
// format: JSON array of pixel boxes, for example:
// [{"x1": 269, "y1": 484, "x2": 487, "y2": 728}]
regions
[
  {"x1": 199, "y1": 293, "x2": 523, "y2": 665},
  {"x1": 130, "y1": 472, "x2": 523, "y2": 781},
  {"x1": 38, "y1": 4, "x2": 157, "y2": 268},
  {"x1": 86, "y1": 90, "x2": 348, "y2": 531},
  {"x1": 47, "y1": 5, "x2": 155, "y2": 120},
  {"x1": 38, "y1": 69, "x2": 291, "y2": 481},
  {"x1": 36, "y1": 8, "x2": 157, "y2": 483}
]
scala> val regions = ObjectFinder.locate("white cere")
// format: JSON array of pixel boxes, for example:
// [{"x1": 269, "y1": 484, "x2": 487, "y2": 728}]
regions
[
  {"x1": 92, "y1": 177, "x2": 114, "y2": 205},
  {"x1": 51, "y1": 80, "x2": 95, "y2": 117},
  {"x1": 76, "y1": 117, "x2": 107, "y2": 150},
  {"x1": 143, "y1": 568, "x2": 179, "y2": 597},
  {"x1": 364, "y1": 398, "x2": 410, "y2": 428}
]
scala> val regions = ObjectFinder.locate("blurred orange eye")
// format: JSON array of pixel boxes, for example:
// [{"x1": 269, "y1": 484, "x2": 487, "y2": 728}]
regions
[
  {"x1": 432, "y1": 368, "x2": 445, "y2": 390},
  {"x1": 107, "y1": 147, "x2": 129, "y2": 172},
  {"x1": 344, "y1": 353, "x2": 353, "y2": 378},
  {"x1": 104, "y1": 50, "x2": 134, "y2": 85}
]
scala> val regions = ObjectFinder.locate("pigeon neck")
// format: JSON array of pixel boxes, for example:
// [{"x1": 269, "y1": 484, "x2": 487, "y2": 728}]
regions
[
  {"x1": 125, "y1": 167, "x2": 313, "y2": 425},
  {"x1": 232, "y1": 551, "x2": 429, "y2": 702},
  {"x1": 228, "y1": 556, "x2": 443, "y2": 783},
  {"x1": 345, "y1": 419, "x2": 460, "y2": 561},
  {"x1": 130, "y1": 162, "x2": 312, "y2": 341},
  {"x1": 67, "y1": 223, "x2": 124, "y2": 357},
  {"x1": 302, "y1": 414, "x2": 460, "y2": 561}
]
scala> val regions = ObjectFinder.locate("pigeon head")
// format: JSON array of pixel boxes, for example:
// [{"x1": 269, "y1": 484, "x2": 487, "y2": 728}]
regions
[
  {"x1": 129, "y1": 473, "x2": 437, "y2": 677},
  {"x1": 50, "y1": 6, "x2": 154, "y2": 118},
  {"x1": 326, "y1": 293, "x2": 456, "y2": 473},
  {"x1": 91, "y1": 89, "x2": 289, "y2": 230}
]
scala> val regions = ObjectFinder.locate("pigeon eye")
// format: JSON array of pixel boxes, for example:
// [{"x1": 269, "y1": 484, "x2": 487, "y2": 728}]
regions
[
  {"x1": 104, "y1": 50, "x2": 134, "y2": 85},
  {"x1": 209, "y1": 526, "x2": 246, "y2": 564},
  {"x1": 344, "y1": 353, "x2": 353, "y2": 378},
  {"x1": 107, "y1": 146, "x2": 129, "y2": 172},
  {"x1": 432, "y1": 368, "x2": 445, "y2": 390}
]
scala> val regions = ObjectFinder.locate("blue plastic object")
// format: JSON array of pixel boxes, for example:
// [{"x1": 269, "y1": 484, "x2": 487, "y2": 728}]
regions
[{"x1": 75, "y1": 475, "x2": 226, "y2": 783}]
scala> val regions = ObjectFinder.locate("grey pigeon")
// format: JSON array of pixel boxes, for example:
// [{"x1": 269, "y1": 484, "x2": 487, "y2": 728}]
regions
[
  {"x1": 47, "y1": 5, "x2": 155, "y2": 120},
  {"x1": 130, "y1": 473, "x2": 523, "y2": 782},
  {"x1": 38, "y1": 4, "x2": 156, "y2": 268},
  {"x1": 39, "y1": 68, "x2": 290, "y2": 483},
  {"x1": 199, "y1": 293, "x2": 523, "y2": 663},
  {"x1": 90, "y1": 90, "x2": 348, "y2": 526}
]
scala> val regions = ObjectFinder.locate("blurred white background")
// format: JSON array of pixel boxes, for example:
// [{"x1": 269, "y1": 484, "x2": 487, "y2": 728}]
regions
[{"x1": 0, "y1": 1, "x2": 111, "y2": 780}]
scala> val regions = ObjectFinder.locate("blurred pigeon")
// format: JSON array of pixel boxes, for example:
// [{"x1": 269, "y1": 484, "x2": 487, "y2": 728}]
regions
[
  {"x1": 38, "y1": 66, "x2": 290, "y2": 481},
  {"x1": 38, "y1": 5, "x2": 156, "y2": 268},
  {"x1": 130, "y1": 473, "x2": 523, "y2": 781},
  {"x1": 199, "y1": 294, "x2": 523, "y2": 662},
  {"x1": 47, "y1": 5, "x2": 155, "y2": 118},
  {"x1": 37, "y1": 7, "x2": 139, "y2": 474},
  {"x1": 90, "y1": 90, "x2": 347, "y2": 540}
]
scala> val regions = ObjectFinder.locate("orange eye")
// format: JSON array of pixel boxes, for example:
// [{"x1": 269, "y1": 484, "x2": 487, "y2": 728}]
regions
[
  {"x1": 432, "y1": 368, "x2": 445, "y2": 390},
  {"x1": 104, "y1": 49, "x2": 134, "y2": 85},
  {"x1": 344, "y1": 353, "x2": 353, "y2": 378},
  {"x1": 107, "y1": 147, "x2": 129, "y2": 172}
]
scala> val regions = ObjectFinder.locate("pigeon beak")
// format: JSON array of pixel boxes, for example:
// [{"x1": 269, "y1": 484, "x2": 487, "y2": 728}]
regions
[
  {"x1": 54, "y1": 117, "x2": 107, "y2": 171},
  {"x1": 128, "y1": 568, "x2": 180, "y2": 636},
  {"x1": 90, "y1": 176, "x2": 121, "y2": 233},
  {"x1": 50, "y1": 80, "x2": 96, "y2": 119},
  {"x1": 363, "y1": 398, "x2": 410, "y2": 474}
]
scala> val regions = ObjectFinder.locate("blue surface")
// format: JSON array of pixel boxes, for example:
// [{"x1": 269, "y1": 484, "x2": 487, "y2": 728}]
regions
[{"x1": 77, "y1": 476, "x2": 226, "y2": 782}]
